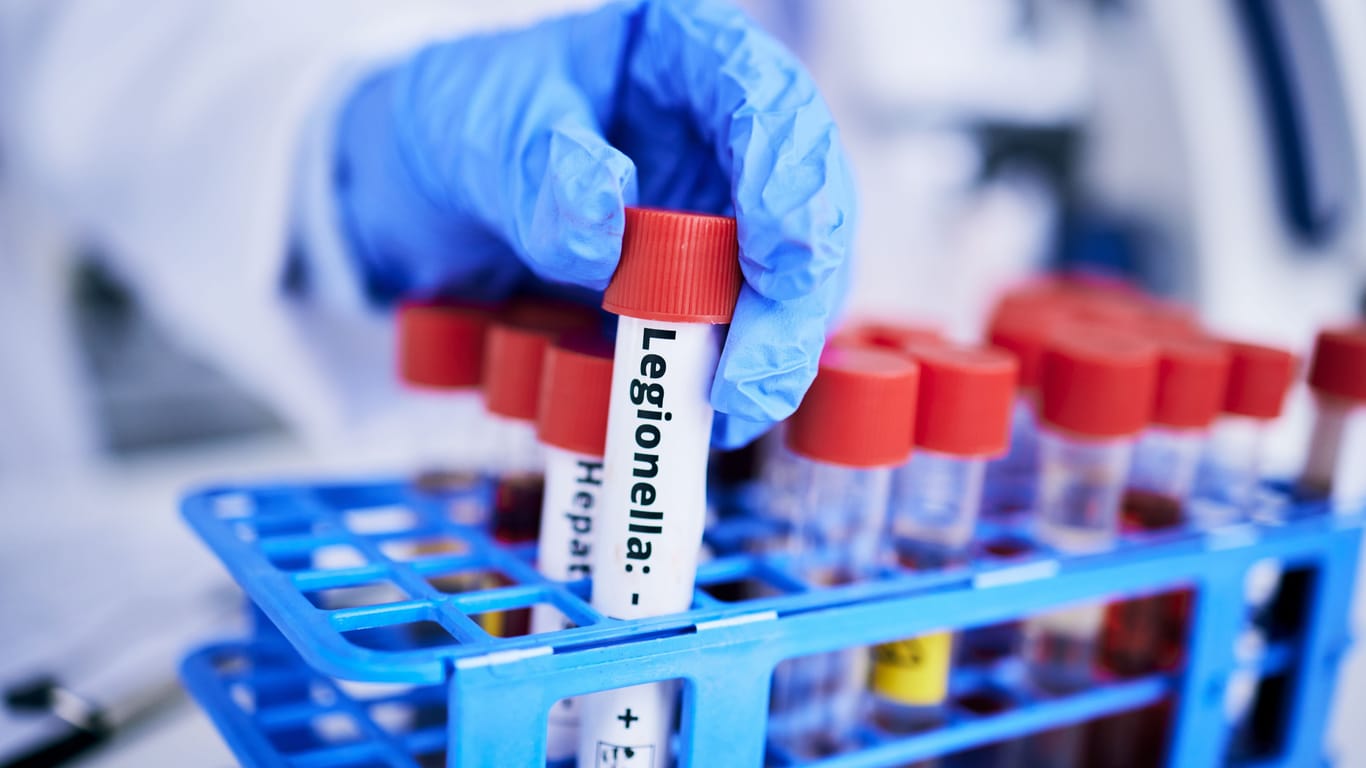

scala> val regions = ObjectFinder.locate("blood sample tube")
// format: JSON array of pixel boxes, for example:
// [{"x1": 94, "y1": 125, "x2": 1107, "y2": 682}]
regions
[
  {"x1": 1193, "y1": 342, "x2": 1297, "y2": 512},
  {"x1": 530, "y1": 336, "x2": 614, "y2": 762},
  {"x1": 768, "y1": 347, "x2": 920, "y2": 758},
  {"x1": 578, "y1": 208, "x2": 742, "y2": 768},
  {"x1": 1024, "y1": 330, "x2": 1158, "y2": 693},
  {"x1": 872, "y1": 344, "x2": 1015, "y2": 735},
  {"x1": 482, "y1": 321, "x2": 556, "y2": 546},
  {"x1": 396, "y1": 300, "x2": 495, "y2": 522},
  {"x1": 1301, "y1": 325, "x2": 1366, "y2": 507},
  {"x1": 479, "y1": 312, "x2": 597, "y2": 636},
  {"x1": 1125, "y1": 337, "x2": 1232, "y2": 529},
  {"x1": 1097, "y1": 339, "x2": 1229, "y2": 680}
]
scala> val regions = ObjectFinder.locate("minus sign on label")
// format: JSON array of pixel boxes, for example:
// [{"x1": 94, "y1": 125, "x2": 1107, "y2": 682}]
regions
[{"x1": 631, "y1": 593, "x2": 639, "y2": 605}]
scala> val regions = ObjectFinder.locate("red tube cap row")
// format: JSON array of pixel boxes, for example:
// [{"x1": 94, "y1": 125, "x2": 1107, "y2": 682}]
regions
[{"x1": 786, "y1": 347, "x2": 919, "y2": 468}]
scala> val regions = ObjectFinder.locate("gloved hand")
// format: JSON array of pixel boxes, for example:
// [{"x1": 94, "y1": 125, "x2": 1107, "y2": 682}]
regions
[{"x1": 335, "y1": 0, "x2": 856, "y2": 448}]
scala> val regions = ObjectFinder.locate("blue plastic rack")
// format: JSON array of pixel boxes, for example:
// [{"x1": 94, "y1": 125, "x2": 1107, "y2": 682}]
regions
[{"x1": 180, "y1": 479, "x2": 1361, "y2": 767}]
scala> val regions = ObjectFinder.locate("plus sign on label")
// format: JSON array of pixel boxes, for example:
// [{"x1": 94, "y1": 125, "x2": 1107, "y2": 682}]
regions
[{"x1": 617, "y1": 708, "x2": 639, "y2": 728}]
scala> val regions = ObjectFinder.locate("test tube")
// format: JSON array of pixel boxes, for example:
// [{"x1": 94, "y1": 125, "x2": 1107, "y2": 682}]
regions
[
  {"x1": 1096, "y1": 338, "x2": 1228, "y2": 681},
  {"x1": 1193, "y1": 341, "x2": 1296, "y2": 512},
  {"x1": 1125, "y1": 337, "x2": 1232, "y2": 528},
  {"x1": 982, "y1": 299, "x2": 1065, "y2": 518},
  {"x1": 396, "y1": 300, "x2": 495, "y2": 522},
  {"x1": 482, "y1": 321, "x2": 554, "y2": 545},
  {"x1": 768, "y1": 347, "x2": 920, "y2": 758},
  {"x1": 890, "y1": 343, "x2": 1018, "y2": 567},
  {"x1": 530, "y1": 336, "x2": 614, "y2": 762},
  {"x1": 872, "y1": 344, "x2": 1015, "y2": 735},
  {"x1": 1300, "y1": 325, "x2": 1366, "y2": 508},
  {"x1": 578, "y1": 208, "x2": 742, "y2": 768},
  {"x1": 1024, "y1": 330, "x2": 1158, "y2": 693}
]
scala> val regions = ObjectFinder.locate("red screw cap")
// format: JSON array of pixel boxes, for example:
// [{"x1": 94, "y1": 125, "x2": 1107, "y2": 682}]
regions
[
  {"x1": 906, "y1": 343, "x2": 1018, "y2": 457},
  {"x1": 504, "y1": 297, "x2": 603, "y2": 334},
  {"x1": 986, "y1": 300, "x2": 1068, "y2": 392},
  {"x1": 1308, "y1": 325, "x2": 1366, "y2": 403},
  {"x1": 483, "y1": 322, "x2": 554, "y2": 421},
  {"x1": 1040, "y1": 330, "x2": 1159, "y2": 439},
  {"x1": 482, "y1": 301, "x2": 602, "y2": 421},
  {"x1": 397, "y1": 300, "x2": 495, "y2": 389},
  {"x1": 602, "y1": 208, "x2": 742, "y2": 324},
  {"x1": 1222, "y1": 341, "x2": 1297, "y2": 419},
  {"x1": 829, "y1": 319, "x2": 944, "y2": 354},
  {"x1": 537, "y1": 335, "x2": 614, "y2": 456},
  {"x1": 1151, "y1": 338, "x2": 1232, "y2": 430},
  {"x1": 786, "y1": 347, "x2": 919, "y2": 468}
]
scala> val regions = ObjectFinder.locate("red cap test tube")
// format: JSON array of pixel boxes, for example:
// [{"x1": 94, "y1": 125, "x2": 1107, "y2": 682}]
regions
[
  {"x1": 1301, "y1": 325, "x2": 1366, "y2": 507},
  {"x1": 769, "y1": 346, "x2": 920, "y2": 758},
  {"x1": 1193, "y1": 341, "x2": 1297, "y2": 511},
  {"x1": 531, "y1": 335, "x2": 614, "y2": 762},
  {"x1": 1026, "y1": 329, "x2": 1158, "y2": 694},
  {"x1": 396, "y1": 299, "x2": 496, "y2": 521},
  {"x1": 579, "y1": 208, "x2": 742, "y2": 768},
  {"x1": 1126, "y1": 337, "x2": 1232, "y2": 526},
  {"x1": 871, "y1": 342, "x2": 1016, "y2": 735}
]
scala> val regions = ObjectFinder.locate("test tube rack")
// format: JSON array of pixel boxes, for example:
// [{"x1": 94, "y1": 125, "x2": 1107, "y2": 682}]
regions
[{"x1": 180, "y1": 479, "x2": 1361, "y2": 767}]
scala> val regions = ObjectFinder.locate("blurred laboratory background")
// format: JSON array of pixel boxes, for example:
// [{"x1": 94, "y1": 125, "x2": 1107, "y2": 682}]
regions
[{"x1": 1, "y1": 0, "x2": 1364, "y2": 766}]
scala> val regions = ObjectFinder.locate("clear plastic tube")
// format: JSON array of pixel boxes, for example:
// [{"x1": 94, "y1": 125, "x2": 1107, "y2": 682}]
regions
[
  {"x1": 1125, "y1": 426, "x2": 1205, "y2": 530},
  {"x1": 890, "y1": 451, "x2": 985, "y2": 569},
  {"x1": 404, "y1": 389, "x2": 490, "y2": 526},
  {"x1": 1301, "y1": 394, "x2": 1366, "y2": 508},
  {"x1": 983, "y1": 396, "x2": 1040, "y2": 517},
  {"x1": 1028, "y1": 427, "x2": 1134, "y2": 693},
  {"x1": 769, "y1": 451, "x2": 893, "y2": 758},
  {"x1": 1194, "y1": 416, "x2": 1267, "y2": 513},
  {"x1": 1033, "y1": 429, "x2": 1132, "y2": 554},
  {"x1": 1092, "y1": 426, "x2": 1206, "y2": 681},
  {"x1": 1128, "y1": 427, "x2": 1205, "y2": 505},
  {"x1": 871, "y1": 452, "x2": 987, "y2": 734}
]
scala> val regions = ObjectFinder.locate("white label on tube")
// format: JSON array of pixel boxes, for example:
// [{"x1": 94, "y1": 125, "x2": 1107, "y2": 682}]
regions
[
  {"x1": 593, "y1": 317, "x2": 717, "y2": 619},
  {"x1": 580, "y1": 317, "x2": 717, "y2": 768},
  {"x1": 579, "y1": 681, "x2": 677, "y2": 768},
  {"x1": 532, "y1": 445, "x2": 604, "y2": 761},
  {"x1": 534, "y1": 446, "x2": 603, "y2": 590}
]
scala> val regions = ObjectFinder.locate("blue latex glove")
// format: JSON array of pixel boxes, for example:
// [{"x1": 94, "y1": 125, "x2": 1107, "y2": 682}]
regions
[{"x1": 335, "y1": 0, "x2": 856, "y2": 448}]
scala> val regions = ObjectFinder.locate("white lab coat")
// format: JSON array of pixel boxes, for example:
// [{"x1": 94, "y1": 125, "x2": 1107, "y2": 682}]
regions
[
  {"x1": 0, "y1": 0, "x2": 1086, "y2": 473},
  {"x1": 3, "y1": 0, "x2": 1365, "y2": 474},
  {"x1": 0, "y1": 0, "x2": 602, "y2": 472}
]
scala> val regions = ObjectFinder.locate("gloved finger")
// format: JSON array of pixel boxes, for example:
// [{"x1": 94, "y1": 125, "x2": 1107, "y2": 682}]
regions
[
  {"x1": 619, "y1": 0, "x2": 857, "y2": 302},
  {"x1": 711, "y1": 412, "x2": 772, "y2": 451},
  {"x1": 710, "y1": 241, "x2": 852, "y2": 445},
  {"x1": 391, "y1": 26, "x2": 639, "y2": 290}
]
